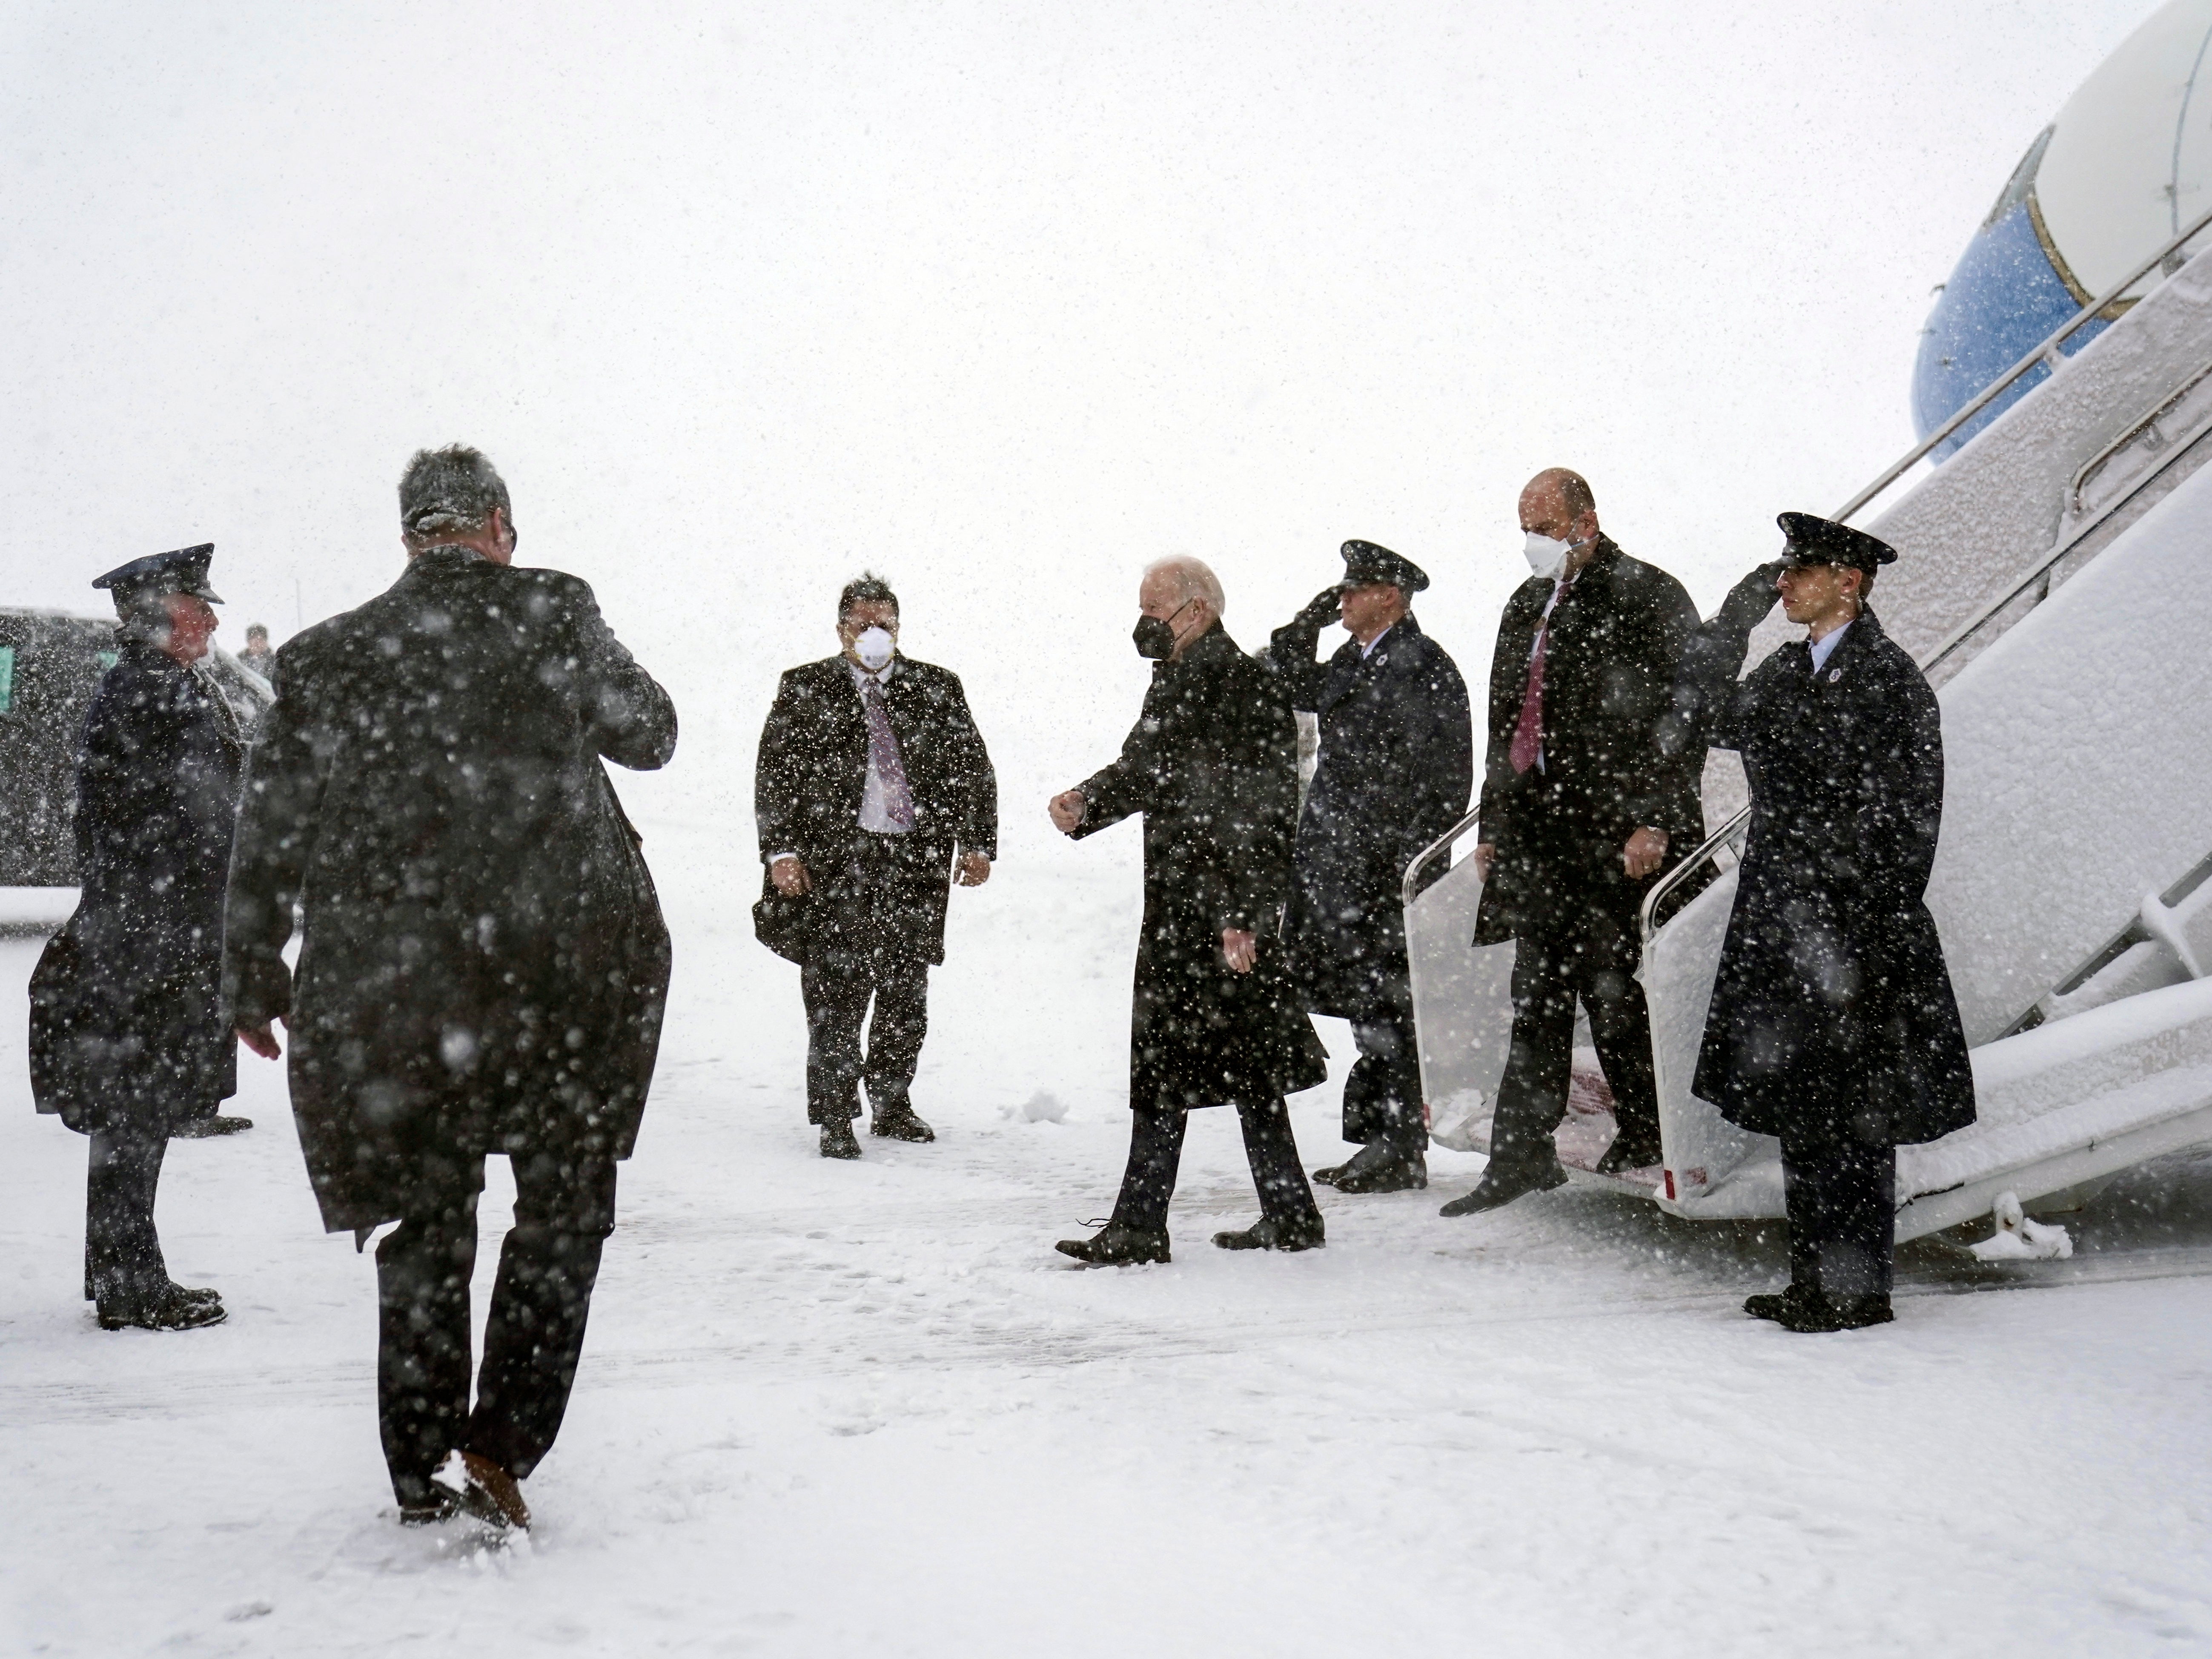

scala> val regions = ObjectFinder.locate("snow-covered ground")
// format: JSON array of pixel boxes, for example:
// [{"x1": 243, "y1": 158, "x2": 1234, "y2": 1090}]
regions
[{"x1": 6, "y1": 818, "x2": 2212, "y2": 1656}]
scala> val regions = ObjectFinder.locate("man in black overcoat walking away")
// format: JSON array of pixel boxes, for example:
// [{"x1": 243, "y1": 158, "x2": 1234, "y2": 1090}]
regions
[
  {"x1": 754, "y1": 574, "x2": 998, "y2": 1156},
  {"x1": 1268, "y1": 540, "x2": 1473, "y2": 1194},
  {"x1": 223, "y1": 446, "x2": 676, "y2": 1527},
  {"x1": 28, "y1": 544, "x2": 241, "y2": 1332},
  {"x1": 1441, "y1": 468, "x2": 1705, "y2": 1216},
  {"x1": 1665, "y1": 514, "x2": 1975, "y2": 1332},
  {"x1": 1050, "y1": 557, "x2": 1329, "y2": 1264}
]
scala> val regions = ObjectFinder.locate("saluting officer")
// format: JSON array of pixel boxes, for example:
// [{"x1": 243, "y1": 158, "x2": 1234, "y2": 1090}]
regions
[
  {"x1": 1667, "y1": 514, "x2": 1976, "y2": 1332},
  {"x1": 1268, "y1": 541, "x2": 1473, "y2": 1194},
  {"x1": 29, "y1": 545, "x2": 242, "y2": 1331}
]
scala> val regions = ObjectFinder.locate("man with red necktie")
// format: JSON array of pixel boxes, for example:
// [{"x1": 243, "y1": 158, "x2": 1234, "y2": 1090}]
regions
[
  {"x1": 755, "y1": 574, "x2": 998, "y2": 1157},
  {"x1": 1440, "y1": 468, "x2": 1702, "y2": 1215}
]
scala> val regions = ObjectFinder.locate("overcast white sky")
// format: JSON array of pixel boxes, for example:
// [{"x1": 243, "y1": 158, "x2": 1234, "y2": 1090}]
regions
[{"x1": 0, "y1": 0, "x2": 2156, "y2": 846}]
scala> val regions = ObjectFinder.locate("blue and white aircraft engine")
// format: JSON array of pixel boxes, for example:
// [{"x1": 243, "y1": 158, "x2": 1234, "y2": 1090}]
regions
[{"x1": 1916, "y1": 0, "x2": 2212, "y2": 456}]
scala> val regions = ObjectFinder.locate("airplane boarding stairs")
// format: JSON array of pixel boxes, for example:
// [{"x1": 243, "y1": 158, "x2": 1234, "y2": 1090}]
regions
[{"x1": 1404, "y1": 218, "x2": 2212, "y2": 1244}]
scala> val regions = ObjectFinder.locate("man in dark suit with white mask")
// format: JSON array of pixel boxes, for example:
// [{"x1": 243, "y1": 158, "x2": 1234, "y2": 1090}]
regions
[{"x1": 755, "y1": 574, "x2": 998, "y2": 1157}]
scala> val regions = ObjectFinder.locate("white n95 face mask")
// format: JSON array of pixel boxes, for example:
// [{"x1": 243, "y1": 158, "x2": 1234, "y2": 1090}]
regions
[
  {"x1": 1523, "y1": 531, "x2": 1573, "y2": 579},
  {"x1": 856, "y1": 626, "x2": 895, "y2": 671}
]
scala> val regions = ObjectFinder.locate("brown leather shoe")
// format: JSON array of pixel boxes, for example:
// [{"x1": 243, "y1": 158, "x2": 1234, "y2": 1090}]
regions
[{"x1": 434, "y1": 1449, "x2": 530, "y2": 1531}]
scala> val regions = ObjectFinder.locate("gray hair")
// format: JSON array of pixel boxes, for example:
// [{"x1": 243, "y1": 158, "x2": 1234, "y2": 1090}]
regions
[
  {"x1": 398, "y1": 445, "x2": 512, "y2": 542},
  {"x1": 1143, "y1": 554, "x2": 1226, "y2": 616}
]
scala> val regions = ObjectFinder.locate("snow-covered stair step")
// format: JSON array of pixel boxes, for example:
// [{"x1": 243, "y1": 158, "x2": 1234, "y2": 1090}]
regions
[{"x1": 1923, "y1": 456, "x2": 2212, "y2": 1042}]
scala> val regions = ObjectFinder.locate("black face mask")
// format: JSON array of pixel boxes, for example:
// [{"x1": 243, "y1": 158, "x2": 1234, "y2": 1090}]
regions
[{"x1": 1132, "y1": 600, "x2": 1195, "y2": 660}]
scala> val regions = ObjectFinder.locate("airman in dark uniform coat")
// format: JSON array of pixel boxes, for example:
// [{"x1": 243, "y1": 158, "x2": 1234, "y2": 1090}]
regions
[
  {"x1": 1269, "y1": 541, "x2": 1473, "y2": 1193},
  {"x1": 29, "y1": 544, "x2": 239, "y2": 1331},
  {"x1": 1667, "y1": 514, "x2": 1975, "y2": 1332}
]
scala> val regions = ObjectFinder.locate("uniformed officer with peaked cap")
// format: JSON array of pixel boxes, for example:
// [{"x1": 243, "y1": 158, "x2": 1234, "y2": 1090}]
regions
[
  {"x1": 1270, "y1": 538, "x2": 1473, "y2": 1194},
  {"x1": 29, "y1": 542, "x2": 245, "y2": 1330},
  {"x1": 1664, "y1": 512, "x2": 1975, "y2": 1332}
]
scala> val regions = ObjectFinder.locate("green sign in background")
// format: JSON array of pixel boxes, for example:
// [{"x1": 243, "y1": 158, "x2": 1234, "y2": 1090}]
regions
[{"x1": 0, "y1": 645, "x2": 14, "y2": 713}]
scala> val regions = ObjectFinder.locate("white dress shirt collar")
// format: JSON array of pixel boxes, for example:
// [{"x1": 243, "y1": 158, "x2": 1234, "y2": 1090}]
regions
[
  {"x1": 848, "y1": 657, "x2": 897, "y2": 689},
  {"x1": 1808, "y1": 621, "x2": 1853, "y2": 675}
]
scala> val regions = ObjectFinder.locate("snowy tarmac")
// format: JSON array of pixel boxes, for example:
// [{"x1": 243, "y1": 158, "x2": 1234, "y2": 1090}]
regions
[{"x1": 6, "y1": 820, "x2": 2211, "y2": 1656}]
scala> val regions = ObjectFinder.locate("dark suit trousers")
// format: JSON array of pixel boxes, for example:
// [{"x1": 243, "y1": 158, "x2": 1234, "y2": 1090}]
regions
[
  {"x1": 1487, "y1": 892, "x2": 1662, "y2": 1173},
  {"x1": 801, "y1": 834, "x2": 934, "y2": 1125},
  {"x1": 375, "y1": 1149, "x2": 617, "y2": 1508},
  {"x1": 1780, "y1": 1123, "x2": 1897, "y2": 1301},
  {"x1": 85, "y1": 1128, "x2": 169, "y2": 1306},
  {"x1": 1342, "y1": 1006, "x2": 1426, "y2": 1157},
  {"x1": 1109, "y1": 1099, "x2": 1321, "y2": 1238}
]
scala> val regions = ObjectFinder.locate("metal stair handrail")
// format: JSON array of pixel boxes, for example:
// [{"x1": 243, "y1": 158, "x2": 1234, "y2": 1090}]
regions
[
  {"x1": 1404, "y1": 205, "x2": 2212, "y2": 938},
  {"x1": 1630, "y1": 203, "x2": 2212, "y2": 943}
]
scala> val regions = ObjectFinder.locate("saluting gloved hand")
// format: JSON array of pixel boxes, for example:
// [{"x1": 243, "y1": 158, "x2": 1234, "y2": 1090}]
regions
[
  {"x1": 1718, "y1": 561, "x2": 1786, "y2": 632},
  {"x1": 1291, "y1": 585, "x2": 1345, "y2": 632}
]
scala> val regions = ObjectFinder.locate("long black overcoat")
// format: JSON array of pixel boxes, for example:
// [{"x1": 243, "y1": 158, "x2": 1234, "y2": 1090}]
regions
[
  {"x1": 753, "y1": 654, "x2": 997, "y2": 964},
  {"x1": 222, "y1": 546, "x2": 677, "y2": 1233},
  {"x1": 1670, "y1": 601, "x2": 1975, "y2": 1147},
  {"x1": 1073, "y1": 623, "x2": 1327, "y2": 1111},
  {"x1": 1266, "y1": 612, "x2": 1473, "y2": 1018},
  {"x1": 1473, "y1": 537, "x2": 1702, "y2": 944},
  {"x1": 29, "y1": 641, "x2": 243, "y2": 1134}
]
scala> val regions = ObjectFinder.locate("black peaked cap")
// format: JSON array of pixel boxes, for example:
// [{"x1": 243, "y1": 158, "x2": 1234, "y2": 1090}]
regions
[
  {"x1": 91, "y1": 543, "x2": 223, "y2": 603},
  {"x1": 1776, "y1": 513, "x2": 1897, "y2": 574},
  {"x1": 1339, "y1": 539, "x2": 1430, "y2": 593}
]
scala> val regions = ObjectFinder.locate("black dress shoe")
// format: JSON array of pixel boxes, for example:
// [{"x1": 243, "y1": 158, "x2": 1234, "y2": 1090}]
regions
[
  {"x1": 1594, "y1": 1133, "x2": 1662, "y2": 1175},
  {"x1": 1743, "y1": 1283, "x2": 1820, "y2": 1323},
  {"x1": 173, "y1": 1114, "x2": 254, "y2": 1138},
  {"x1": 819, "y1": 1117, "x2": 862, "y2": 1159},
  {"x1": 870, "y1": 1107, "x2": 936, "y2": 1142},
  {"x1": 1776, "y1": 1292, "x2": 1894, "y2": 1333},
  {"x1": 1438, "y1": 1160, "x2": 1569, "y2": 1217},
  {"x1": 1331, "y1": 1151, "x2": 1427, "y2": 1194},
  {"x1": 1212, "y1": 1217, "x2": 1324, "y2": 1252},
  {"x1": 97, "y1": 1285, "x2": 227, "y2": 1331},
  {"x1": 1311, "y1": 1164, "x2": 1347, "y2": 1188},
  {"x1": 1054, "y1": 1225, "x2": 1171, "y2": 1266}
]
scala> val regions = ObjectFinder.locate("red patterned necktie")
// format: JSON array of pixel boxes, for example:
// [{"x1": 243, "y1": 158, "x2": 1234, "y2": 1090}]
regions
[
  {"x1": 861, "y1": 676, "x2": 917, "y2": 830},
  {"x1": 1509, "y1": 580, "x2": 1570, "y2": 775}
]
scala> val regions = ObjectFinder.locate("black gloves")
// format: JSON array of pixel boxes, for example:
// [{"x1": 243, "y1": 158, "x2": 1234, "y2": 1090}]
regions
[
  {"x1": 1293, "y1": 586, "x2": 1344, "y2": 631},
  {"x1": 1718, "y1": 561, "x2": 1785, "y2": 632}
]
